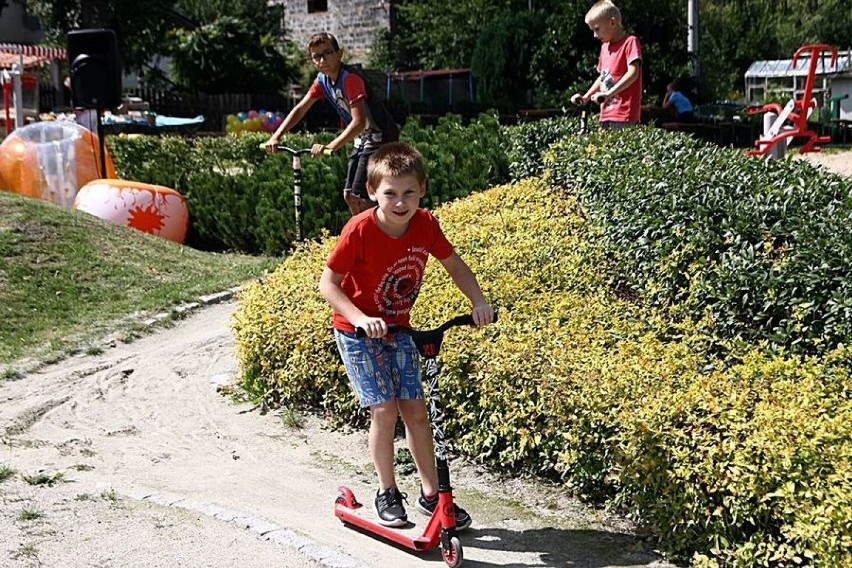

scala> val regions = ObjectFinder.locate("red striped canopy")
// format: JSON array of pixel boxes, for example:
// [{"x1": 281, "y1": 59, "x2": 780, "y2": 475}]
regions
[{"x1": 0, "y1": 43, "x2": 66, "y2": 69}]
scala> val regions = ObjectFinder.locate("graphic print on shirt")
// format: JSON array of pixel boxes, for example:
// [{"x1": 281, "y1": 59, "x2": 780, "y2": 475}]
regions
[
  {"x1": 333, "y1": 88, "x2": 350, "y2": 116},
  {"x1": 373, "y1": 246, "x2": 428, "y2": 317},
  {"x1": 599, "y1": 69, "x2": 616, "y2": 109}
]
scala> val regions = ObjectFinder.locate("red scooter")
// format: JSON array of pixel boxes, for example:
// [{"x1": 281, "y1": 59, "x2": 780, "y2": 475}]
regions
[{"x1": 335, "y1": 313, "x2": 498, "y2": 567}]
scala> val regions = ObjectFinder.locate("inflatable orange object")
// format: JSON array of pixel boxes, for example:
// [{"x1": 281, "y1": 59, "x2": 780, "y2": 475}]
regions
[
  {"x1": 0, "y1": 121, "x2": 115, "y2": 206},
  {"x1": 73, "y1": 179, "x2": 189, "y2": 244}
]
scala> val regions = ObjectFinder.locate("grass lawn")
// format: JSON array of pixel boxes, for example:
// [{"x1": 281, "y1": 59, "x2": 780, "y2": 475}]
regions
[{"x1": 0, "y1": 191, "x2": 278, "y2": 366}]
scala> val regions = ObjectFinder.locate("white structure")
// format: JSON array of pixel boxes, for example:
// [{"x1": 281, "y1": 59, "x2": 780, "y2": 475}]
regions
[{"x1": 745, "y1": 49, "x2": 852, "y2": 120}]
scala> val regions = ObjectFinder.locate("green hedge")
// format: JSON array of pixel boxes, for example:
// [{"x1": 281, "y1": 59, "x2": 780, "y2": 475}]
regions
[
  {"x1": 503, "y1": 115, "x2": 580, "y2": 181},
  {"x1": 542, "y1": 126, "x2": 852, "y2": 357},
  {"x1": 233, "y1": 178, "x2": 851, "y2": 566},
  {"x1": 107, "y1": 113, "x2": 509, "y2": 255}
]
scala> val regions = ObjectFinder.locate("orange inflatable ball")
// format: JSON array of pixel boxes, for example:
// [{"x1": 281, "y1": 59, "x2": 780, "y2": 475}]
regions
[
  {"x1": 73, "y1": 179, "x2": 189, "y2": 244},
  {"x1": 0, "y1": 121, "x2": 115, "y2": 207}
]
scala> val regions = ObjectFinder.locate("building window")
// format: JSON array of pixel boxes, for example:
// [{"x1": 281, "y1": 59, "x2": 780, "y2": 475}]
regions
[{"x1": 308, "y1": 0, "x2": 328, "y2": 13}]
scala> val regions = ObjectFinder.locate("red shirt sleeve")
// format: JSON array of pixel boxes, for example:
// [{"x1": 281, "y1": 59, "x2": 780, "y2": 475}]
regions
[
  {"x1": 625, "y1": 36, "x2": 642, "y2": 66},
  {"x1": 427, "y1": 212, "x2": 453, "y2": 260},
  {"x1": 307, "y1": 78, "x2": 324, "y2": 100},
  {"x1": 342, "y1": 73, "x2": 367, "y2": 106},
  {"x1": 327, "y1": 219, "x2": 361, "y2": 276}
]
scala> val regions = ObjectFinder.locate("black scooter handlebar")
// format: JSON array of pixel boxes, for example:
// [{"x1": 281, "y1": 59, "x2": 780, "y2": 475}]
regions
[
  {"x1": 355, "y1": 310, "x2": 499, "y2": 339},
  {"x1": 259, "y1": 144, "x2": 334, "y2": 156}
]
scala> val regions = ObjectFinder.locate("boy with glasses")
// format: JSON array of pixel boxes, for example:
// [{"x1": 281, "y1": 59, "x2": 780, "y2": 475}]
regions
[{"x1": 264, "y1": 33, "x2": 399, "y2": 215}]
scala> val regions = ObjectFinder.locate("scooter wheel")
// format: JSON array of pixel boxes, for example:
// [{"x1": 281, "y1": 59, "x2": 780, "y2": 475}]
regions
[
  {"x1": 441, "y1": 536, "x2": 463, "y2": 567},
  {"x1": 335, "y1": 486, "x2": 361, "y2": 508}
]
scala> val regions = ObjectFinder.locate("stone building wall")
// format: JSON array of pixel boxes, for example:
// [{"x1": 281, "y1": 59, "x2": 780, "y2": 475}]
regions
[{"x1": 277, "y1": 0, "x2": 391, "y2": 63}]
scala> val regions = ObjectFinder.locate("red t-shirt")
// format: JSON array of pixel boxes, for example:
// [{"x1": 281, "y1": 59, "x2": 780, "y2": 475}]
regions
[
  {"x1": 308, "y1": 70, "x2": 367, "y2": 130},
  {"x1": 597, "y1": 34, "x2": 643, "y2": 123},
  {"x1": 326, "y1": 208, "x2": 453, "y2": 332}
]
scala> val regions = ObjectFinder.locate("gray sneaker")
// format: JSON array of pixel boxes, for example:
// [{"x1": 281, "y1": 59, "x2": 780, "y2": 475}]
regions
[
  {"x1": 375, "y1": 486, "x2": 408, "y2": 527},
  {"x1": 415, "y1": 490, "x2": 472, "y2": 530}
]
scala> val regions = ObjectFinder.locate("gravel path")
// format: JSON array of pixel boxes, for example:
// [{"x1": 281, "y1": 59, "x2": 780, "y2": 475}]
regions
[{"x1": 796, "y1": 148, "x2": 852, "y2": 176}]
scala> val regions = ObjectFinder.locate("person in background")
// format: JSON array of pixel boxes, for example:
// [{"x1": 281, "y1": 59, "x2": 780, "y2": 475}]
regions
[
  {"x1": 264, "y1": 32, "x2": 399, "y2": 216},
  {"x1": 662, "y1": 79, "x2": 695, "y2": 122},
  {"x1": 570, "y1": 1, "x2": 643, "y2": 129}
]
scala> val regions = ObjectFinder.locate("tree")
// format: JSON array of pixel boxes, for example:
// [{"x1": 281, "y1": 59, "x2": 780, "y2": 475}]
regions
[
  {"x1": 23, "y1": 0, "x2": 299, "y2": 95},
  {"x1": 169, "y1": 16, "x2": 297, "y2": 94},
  {"x1": 470, "y1": 9, "x2": 540, "y2": 110},
  {"x1": 24, "y1": 0, "x2": 174, "y2": 72}
]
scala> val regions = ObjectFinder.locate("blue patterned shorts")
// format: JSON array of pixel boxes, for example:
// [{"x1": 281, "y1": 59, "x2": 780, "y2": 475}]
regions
[{"x1": 334, "y1": 329, "x2": 423, "y2": 408}]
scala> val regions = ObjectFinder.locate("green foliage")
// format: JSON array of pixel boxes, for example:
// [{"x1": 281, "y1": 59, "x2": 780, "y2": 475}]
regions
[
  {"x1": 544, "y1": 125, "x2": 852, "y2": 356},
  {"x1": 232, "y1": 177, "x2": 851, "y2": 565},
  {"x1": 470, "y1": 9, "x2": 539, "y2": 110},
  {"x1": 503, "y1": 115, "x2": 581, "y2": 181},
  {"x1": 26, "y1": 0, "x2": 175, "y2": 72},
  {"x1": 108, "y1": 132, "x2": 347, "y2": 254},
  {"x1": 108, "y1": 114, "x2": 509, "y2": 255},
  {"x1": 169, "y1": 16, "x2": 298, "y2": 94},
  {"x1": 399, "y1": 113, "x2": 509, "y2": 209},
  {"x1": 0, "y1": 463, "x2": 15, "y2": 482}
]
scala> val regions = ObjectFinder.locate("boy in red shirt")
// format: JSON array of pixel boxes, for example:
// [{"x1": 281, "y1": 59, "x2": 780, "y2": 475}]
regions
[
  {"x1": 264, "y1": 32, "x2": 398, "y2": 215},
  {"x1": 319, "y1": 142, "x2": 494, "y2": 528},
  {"x1": 570, "y1": 1, "x2": 643, "y2": 128}
]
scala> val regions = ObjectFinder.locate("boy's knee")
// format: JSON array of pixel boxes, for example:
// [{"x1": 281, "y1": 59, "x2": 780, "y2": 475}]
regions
[
  {"x1": 343, "y1": 189, "x2": 372, "y2": 215},
  {"x1": 398, "y1": 399, "x2": 428, "y2": 425},
  {"x1": 370, "y1": 402, "x2": 399, "y2": 423}
]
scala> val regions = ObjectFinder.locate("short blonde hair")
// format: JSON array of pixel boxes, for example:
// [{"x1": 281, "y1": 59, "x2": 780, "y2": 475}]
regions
[
  {"x1": 367, "y1": 142, "x2": 427, "y2": 191},
  {"x1": 585, "y1": 0, "x2": 621, "y2": 24}
]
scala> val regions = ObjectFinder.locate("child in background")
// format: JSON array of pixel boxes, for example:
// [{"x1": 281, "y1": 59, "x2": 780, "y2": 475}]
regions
[
  {"x1": 319, "y1": 142, "x2": 494, "y2": 528},
  {"x1": 662, "y1": 79, "x2": 695, "y2": 122},
  {"x1": 570, "y1": 1, "x2": 643, "y2": 128},
  {"x1": 264, "y1": 32, "x2": 398, "y2": 215}
]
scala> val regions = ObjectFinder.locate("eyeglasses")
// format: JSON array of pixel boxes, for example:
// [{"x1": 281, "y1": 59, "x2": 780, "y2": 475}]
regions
[{"x1": 310, "y1": 49, "x2": 337, "y2": 63}]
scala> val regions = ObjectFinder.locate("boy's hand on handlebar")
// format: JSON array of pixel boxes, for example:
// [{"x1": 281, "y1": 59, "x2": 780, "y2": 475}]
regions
[
  {"x1": 263, "y1": 138, "x2": 280, "y2": 154},
  {"x1": 355, "y1": 317, "x2": 387, "y2": 338},
  {"x1": 311, "y1": 143, "x2": 335, "y2": 157},
  {"x1": 470, "y1": 303, "x2": 495, "y2": 327},
  {"x1": 592, "y1": 92, "x2": 609, "y2": 105},
  {"x1": 570, "y1": 93, "x2": 587, "y2": 106}
]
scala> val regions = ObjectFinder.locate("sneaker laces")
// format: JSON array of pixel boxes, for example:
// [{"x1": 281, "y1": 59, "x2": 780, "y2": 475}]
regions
[{"x1": 377, "y1": 487, "x2": 408, "y2": 509}]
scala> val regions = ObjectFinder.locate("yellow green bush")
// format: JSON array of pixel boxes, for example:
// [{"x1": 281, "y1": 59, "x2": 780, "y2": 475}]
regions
[{"x1": 233, "y1": 178, "x2": 851, "y2": 566}]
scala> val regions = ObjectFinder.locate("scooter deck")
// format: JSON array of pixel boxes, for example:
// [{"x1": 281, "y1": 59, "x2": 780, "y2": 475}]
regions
[{"x1": 335, "y1": 502, "x2": 436, "y2": 550}]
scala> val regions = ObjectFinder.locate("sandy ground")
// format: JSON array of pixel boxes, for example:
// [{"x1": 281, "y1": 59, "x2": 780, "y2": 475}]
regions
[
  {"x1": 795, "y1": 148, "x2": 852, "y2": 176},
  {"x1": 1, "y1": 151, "x2": 847, "y2": 568},
  {"x1": 1, "y1": 301, "x2": 673, "y2": 568}
]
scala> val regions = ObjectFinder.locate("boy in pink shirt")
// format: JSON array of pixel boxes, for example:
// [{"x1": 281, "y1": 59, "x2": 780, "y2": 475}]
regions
[{"x1": 571, "y1": 1, "x2": 643, "y2": 128}]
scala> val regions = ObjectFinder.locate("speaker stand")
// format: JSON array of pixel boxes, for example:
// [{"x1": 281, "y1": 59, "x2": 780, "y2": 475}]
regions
[{"x1": 96, "y1": 107, "x2": 107, "y2": 179}]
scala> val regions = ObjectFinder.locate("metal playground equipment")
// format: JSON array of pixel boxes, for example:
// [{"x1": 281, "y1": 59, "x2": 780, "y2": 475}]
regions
[{"x1": 747, "y1": 44, "x2": 838, "y2": 158}]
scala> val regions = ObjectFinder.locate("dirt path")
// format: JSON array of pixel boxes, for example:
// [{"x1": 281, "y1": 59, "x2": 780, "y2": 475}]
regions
[
  {"x1": 1, "y1": 301, "x2": 672, "y2": 568},
  {"x1": 796, "y1": 148, "x2": 852, "y2": 176}
]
